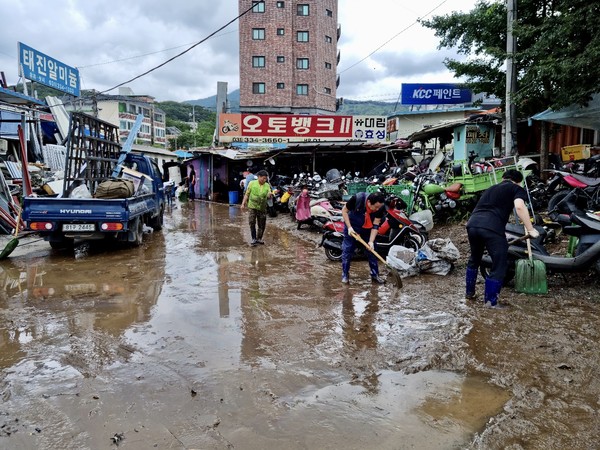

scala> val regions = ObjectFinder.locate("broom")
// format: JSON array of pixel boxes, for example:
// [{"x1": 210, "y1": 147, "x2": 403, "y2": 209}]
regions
[
  {"x1": 514, "y1": 233, "x2": 548, "y2": 294},
  {"x1": 0, "y1": 206, "x2": 22, "y2": 260},
  {"x1": 350, "y1": 231, "x2": 403, "y2": 288}
]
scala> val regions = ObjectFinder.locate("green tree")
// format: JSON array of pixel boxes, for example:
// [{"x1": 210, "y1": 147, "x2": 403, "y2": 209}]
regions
[
  {"x1": 168, "y1": 119, "x2": 215, "y2": 150},
  {"x1": 422, "y1": 0, "x2": 600, "y2": 116}
]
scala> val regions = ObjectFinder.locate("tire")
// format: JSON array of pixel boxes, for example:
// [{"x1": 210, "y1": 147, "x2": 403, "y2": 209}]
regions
[
  {"x1": 401, "y1": 235, "x2": 422, "y2": 252},
  {"x1": 324, "y1": 247, "x2": 343, "y2": 262},
  {"x1": 150, "y1": 206, "x2": 164, "y2": 231},
  {"x1": 131, "y1": 218, "x2": 143, "y2": 247},
  {"x1": 547, "y1": 189, "x2": 586, "y2": 219}
]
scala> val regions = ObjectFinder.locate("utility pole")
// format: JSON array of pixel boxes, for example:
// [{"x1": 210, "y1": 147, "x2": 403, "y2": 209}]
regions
[
  {"x1": 190, "y1": 105, "x2": 196, "y2": 148},
  {"x1": 505, "y1": 0, "x2": 517, "y2": 156}
]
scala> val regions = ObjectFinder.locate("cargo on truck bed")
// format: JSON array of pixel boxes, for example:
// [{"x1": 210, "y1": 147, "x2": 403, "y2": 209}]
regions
[{"x1": 22, "y1": 112, "x2": 165, "y2": 249}]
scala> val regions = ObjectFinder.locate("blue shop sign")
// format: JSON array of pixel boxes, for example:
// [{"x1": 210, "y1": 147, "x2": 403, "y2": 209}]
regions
[
  {"x1": 402, "y1": 83, "x2": 471, "y2": 105},
  {"x1": 18, "y1": 42, "x2": 80, "y2": 96}
]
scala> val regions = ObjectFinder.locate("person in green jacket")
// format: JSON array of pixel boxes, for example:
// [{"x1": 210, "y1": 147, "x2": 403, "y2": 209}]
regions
[{"x1": 241, "y1": 170, "x2": 272, "y2": 246}]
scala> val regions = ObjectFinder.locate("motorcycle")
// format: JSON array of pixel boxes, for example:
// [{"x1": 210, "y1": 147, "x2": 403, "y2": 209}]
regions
[
  {"x1": 546, "y1": 170, "x2": 600, "y2": 220},
  {"x1": 319, "y1": 195, "x2": 427, "y2": 261},
  {"x1": 480, "y1": 209, "x2": 600, "y2": 281}
]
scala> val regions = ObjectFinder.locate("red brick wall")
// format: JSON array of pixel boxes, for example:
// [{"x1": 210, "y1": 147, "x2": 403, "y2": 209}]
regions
[{"x1": 239, "y1": 0, "x2": 338, "y2": 113}]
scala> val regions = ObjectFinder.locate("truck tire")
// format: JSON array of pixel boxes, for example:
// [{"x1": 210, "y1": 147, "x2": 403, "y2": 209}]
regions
[
  {"x1": 131, "y1": 218, "x2": 143, "y2": 247},
  {"x1": 150, "y1": 205, "x2": 164, "y2": 231}
]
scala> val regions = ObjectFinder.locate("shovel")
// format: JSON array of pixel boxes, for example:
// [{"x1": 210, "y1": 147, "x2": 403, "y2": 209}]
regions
[
  {"x1": 514, "y1": 236, "x2": 548, "y2": 294},
  {"x1": 0, "y1": 206, "x2": 22, "y2": 260},
  {"x1": 350, "y1": 230, "x2": 403, "y2": 288}
]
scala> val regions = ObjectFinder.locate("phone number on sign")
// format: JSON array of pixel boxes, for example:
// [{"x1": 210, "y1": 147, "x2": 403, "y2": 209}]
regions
[{"x1": 231, "y1": 137, "x2": 285, "y2": 143}]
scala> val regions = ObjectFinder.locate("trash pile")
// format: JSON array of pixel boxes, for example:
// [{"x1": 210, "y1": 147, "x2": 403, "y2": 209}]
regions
[{"x1": 386, "y1": 238, "x2": 460, "y2": 277}]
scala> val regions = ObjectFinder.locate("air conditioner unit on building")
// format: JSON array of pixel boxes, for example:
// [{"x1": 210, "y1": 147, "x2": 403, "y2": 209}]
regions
[{"x1": 0, "y1": 139, "x2": 8, "y2": 155}]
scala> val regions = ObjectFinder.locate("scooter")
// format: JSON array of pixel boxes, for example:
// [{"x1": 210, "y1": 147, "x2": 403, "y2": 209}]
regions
[
  {"x1": 480, "y1": 210, "x2": 600, "y2": 281},
  {"x1": 319, "y1": 196, "x2": 426, "y2": 261}
]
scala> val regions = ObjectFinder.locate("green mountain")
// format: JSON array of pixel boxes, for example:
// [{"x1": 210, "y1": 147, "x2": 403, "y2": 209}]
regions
[{"x1": 185, "y1": 89, "x2": 398, "y2": 116}]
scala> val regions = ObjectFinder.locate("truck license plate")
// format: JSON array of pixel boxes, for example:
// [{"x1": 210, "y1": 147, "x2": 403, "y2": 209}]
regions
[{"x1": 63, "y1": 223, "x2": 95, "y2": 232}]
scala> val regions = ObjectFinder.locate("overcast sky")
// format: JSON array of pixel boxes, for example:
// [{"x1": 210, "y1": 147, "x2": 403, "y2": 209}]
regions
[{"x1": 0, "y1": 0, "x2": 479, "y2": 104}]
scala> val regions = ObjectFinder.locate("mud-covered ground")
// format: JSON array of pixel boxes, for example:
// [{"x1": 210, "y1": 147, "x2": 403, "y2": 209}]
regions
[
  {"x1": 272, "y1": 211, "x2": 600, "y2": 449},
  {"x1": 0, "y1": 201, "x2": 599, "y2": 449}
]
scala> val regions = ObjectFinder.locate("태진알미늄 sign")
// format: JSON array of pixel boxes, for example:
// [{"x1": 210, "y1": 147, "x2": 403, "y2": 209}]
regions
[{"x1": 18, "y1": 42, "x2": 80, "y2": 96}]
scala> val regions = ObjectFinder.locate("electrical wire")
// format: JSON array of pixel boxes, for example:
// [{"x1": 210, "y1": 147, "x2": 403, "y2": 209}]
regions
[
  {"x1": 338, "y1": 0, "x2": 449, "y2": 75},
  {"x1": 100, "y1": 1, "x2": 261, "y2": 94}
]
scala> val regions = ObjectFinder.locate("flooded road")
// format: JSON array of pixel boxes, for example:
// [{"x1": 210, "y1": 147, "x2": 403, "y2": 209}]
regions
[{"x1": 1, "y1": 200, "x2": 599, "y2": 449}]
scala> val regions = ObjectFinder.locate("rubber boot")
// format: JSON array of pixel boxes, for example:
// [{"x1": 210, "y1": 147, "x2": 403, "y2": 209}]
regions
[
  {"x1": 342, "y1": 260, "x2": 351, "y2": 284},
  {"x1": 369, "y1": 259, "x2": 385, "y2": 284},
  {"x1": 484, "y1": 278, "x2": 504, "y2": 308},
  {"x1": 465, "y1": 267, "x2": 478, "y2": 300}
]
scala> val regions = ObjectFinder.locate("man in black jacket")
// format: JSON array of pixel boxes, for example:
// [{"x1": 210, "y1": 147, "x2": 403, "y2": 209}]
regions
[{"x1": 465, "y1": 169, "x2": 539, "y2": 307}]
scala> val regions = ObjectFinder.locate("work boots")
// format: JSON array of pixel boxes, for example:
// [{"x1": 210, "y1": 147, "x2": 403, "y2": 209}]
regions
[
  {"x1": 484, "y1": 278, "x2": 504, "y2": 308},
  {"x1": 465, "y1": 267, "x2": 478, "y2": 300}
]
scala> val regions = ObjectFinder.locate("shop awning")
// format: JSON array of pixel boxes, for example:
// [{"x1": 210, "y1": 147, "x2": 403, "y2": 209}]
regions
[
  {"x1": 0, "y1": 86, "x2": 45, "y2": 106},
  {"x1": 531, "y1": 94, "x2": 600, "y2": 130}
]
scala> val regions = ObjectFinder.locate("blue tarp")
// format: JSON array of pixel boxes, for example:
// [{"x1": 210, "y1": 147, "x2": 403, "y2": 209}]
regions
[{"x1": 174, "y1": 150, "x2": 193, "y2": 158}]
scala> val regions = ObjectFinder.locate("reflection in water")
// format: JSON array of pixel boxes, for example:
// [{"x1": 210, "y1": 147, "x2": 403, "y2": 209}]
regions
[
  {"x1": 340, "y1": 287, "x2": 381, "y2": 394},
  {"x1": 0, "y1": 233, "x2": 167, "y2": 371}
]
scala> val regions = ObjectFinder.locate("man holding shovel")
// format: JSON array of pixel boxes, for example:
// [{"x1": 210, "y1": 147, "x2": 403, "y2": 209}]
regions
[
  {"x1": 465, "y1": 169, "x2": 539, "y2": 308},
  {"x1": 341, "y1": 192, "x2": 387, "y2": 284}
]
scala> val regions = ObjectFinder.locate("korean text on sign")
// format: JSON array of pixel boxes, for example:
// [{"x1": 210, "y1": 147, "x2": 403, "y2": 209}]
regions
[{"x1": 18, "y1": 42, "x2": 80, "y2": 96}]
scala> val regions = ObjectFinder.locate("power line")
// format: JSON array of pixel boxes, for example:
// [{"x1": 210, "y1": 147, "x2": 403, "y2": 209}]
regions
[
  {"x1": 78, "y1": 30, "x2": 237, "y2": 69},
  {"x1": 100, "y1": 2, "x2": 261, "y2": 94},
  {"x1": 338, "y1": 0, "x2": 449, "y2": 75}
]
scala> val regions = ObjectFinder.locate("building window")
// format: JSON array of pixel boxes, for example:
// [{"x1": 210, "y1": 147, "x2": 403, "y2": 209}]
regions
[
  {"x1": 252, "y1": 56, "x2": 265, "y2": 68},
  {"x1": 296, "y1": 84, "x2": 308, "y2": 95},
  {"x1": 324, "y1": 87, "x2": 331, "y2": 94},
  {"x1": 326, "y1": 9, "x2": 333, "y2": 17},
  {"x1": 276, "y1": 56, "x2": 285, "y2": 63},
  {"x1": 252, "y1": 1, "x2": 265, "y2": 13},
  {"x1": 297, "y1": 31, "x2": 309, "y2": 42},
  {"x1": 277, "y1": 28, "x2": 285, "y2": 36},
  {"x1": 252, "y1": 28, "x2": 265, "y2": 40},
  {"x1": 277, "y1": 83, "x2": 285, "y2": 89},
  {"x1": 253, "y1": 82, "x2": 266, "y2": 94},
  {"x1": 325, "y1": 35, "x2": 332, "y2": 43},
  {"x1": 296, "y1": 58, "x2": 309, "y2": 69},
  {"x1": 119, "y1": 120, "x2": 127, "y2": 130},
  {"x1": 297, "y1": 4, "x2": 309, "y2": 16},
  {"x1": 276, "y1": 1, "x2": 284, "y2": 7},
  {"x1": 325, "y1": 62, "x2": 332, "y2": 69}
]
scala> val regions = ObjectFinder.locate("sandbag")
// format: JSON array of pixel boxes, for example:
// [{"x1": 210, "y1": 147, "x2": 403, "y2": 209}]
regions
[{"x1": 95, "y1": 179, "x2": 135, "y2": 199}]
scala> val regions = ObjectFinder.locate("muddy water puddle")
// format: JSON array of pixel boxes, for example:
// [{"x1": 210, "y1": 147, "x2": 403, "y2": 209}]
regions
[{"x1": 0, "y1": 201, "x2": 510, "y2": 448}]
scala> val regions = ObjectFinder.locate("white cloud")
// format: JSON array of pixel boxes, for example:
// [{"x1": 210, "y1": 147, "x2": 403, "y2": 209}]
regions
[{"x1": 0, "y1": 0, "x2": 477, "y2": 103}]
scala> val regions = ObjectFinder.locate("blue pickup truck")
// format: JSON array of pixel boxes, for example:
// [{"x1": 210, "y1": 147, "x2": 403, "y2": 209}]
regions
[{"x1": 23, "y1": 153, "x2": 165, "y2": 249}]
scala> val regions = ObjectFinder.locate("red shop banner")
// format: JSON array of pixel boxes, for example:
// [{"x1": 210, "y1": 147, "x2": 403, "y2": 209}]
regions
[{"x1": 218, "y1": 113, "x2": 387, "y2": 144}]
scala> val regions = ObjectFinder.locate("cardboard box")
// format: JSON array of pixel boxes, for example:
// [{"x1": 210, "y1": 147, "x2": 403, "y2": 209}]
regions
[
  {"x1": 120, "y1": 167, "x2": 150, "y2": 193},
  {"x1": 561, "y1": 144, "x2": 590, "y2": 162}
]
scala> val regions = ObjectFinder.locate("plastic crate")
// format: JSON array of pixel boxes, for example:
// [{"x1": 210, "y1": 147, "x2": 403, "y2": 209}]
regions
[
  {"x1": 561, "y1": 144, "x2": 590, "y2": 162},
  {"x1": 347, "y1": 182, "x2": 368, "y2": 195},
  {"x1": 366, "y1": 183, "x2": 414, "y2": 212}
]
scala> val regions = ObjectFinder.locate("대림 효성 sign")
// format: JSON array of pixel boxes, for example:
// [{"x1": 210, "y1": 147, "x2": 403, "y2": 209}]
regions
[
  {"x1": 401, "y1": 83, "x2": 471, "y2": 105},
  {"x1": 218, "y1": 114, "x2": 387, "y2": 144},
  {"x1": 18, "y1": 42, "x2": 80, "y2": 96}
]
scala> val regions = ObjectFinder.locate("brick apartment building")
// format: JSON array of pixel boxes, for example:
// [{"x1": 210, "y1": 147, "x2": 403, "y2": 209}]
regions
[{"x1": 238, "y1": 0, "x2": 340, "y2": 114}]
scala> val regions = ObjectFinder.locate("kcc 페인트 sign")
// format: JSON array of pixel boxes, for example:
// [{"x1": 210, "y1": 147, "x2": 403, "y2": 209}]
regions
[{"x1": 401, "y1": 83, "x2": 471, "y2": 105}]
